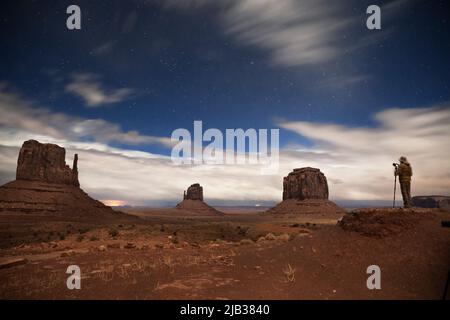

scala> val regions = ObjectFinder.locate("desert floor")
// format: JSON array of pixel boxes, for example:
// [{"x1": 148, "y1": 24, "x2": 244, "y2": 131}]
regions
[{"x1": 0, "y1": 208, "x2": 449, "y2": 299}]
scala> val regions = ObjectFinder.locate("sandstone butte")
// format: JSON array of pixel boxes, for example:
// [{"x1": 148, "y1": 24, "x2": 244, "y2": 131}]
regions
[
  {"x1": 267, "y1": 167, "x2": 345, "y2": 215},
  {"x1": 0, "y1": 140, "x2": 134, "y2": 222},
  {"x1": 176, "y1": 183, "x2": 223, "y2": 216}
]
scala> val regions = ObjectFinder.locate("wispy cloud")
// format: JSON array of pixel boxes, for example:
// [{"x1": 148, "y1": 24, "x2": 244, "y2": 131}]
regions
[
  {"x1": 165, "y1": 0, "x2": 410, "y2": 68},
  {"x1": 0, "y1": 86, "x2": 172, "y2": 147},
  {"x1": 93, "y1": 41, "x2": 117, "y2": 56},
  {"x1": 163, "y1": 0, "x2": 412, "y2": 91},
  {"x1": 65, "y1": 73, "x2": 133, "y2": 107},
  {"x1": 1, "y1": 86, "x2": 449, "y2": 205},
  {"x1": 279, "y1": 106, "x2": 450, "y2": 200},
  {"x1": 222, "y1": 0, "x2": 349, "y2": 66}
]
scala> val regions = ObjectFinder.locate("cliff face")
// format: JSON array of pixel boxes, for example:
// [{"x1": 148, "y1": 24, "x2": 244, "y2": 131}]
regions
[
  {"x1": 16, "y1": 140, "x2": 79, "y2": 186},
  {"x1": 283, "y1": 167, "x2": 329, "y2": 200},
  {"x1": 0, "y1": 140, "x2": 134, "y2": 222},
  {"x1": 183, "y1": 183, "x2": 203, "y2": 201},
  {"x1": 268, "y1": 167, "x2": 344, "y2": 215}
]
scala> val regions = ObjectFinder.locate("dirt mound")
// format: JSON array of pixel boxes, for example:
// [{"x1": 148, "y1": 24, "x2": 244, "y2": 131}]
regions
[
  {"x1": 338, "y1": 207, "x2": 436, "y2": 238},
  {"x1": 175, "y1": 199, "x2": 224, "y2": 216},
  {"x1": 266, "y1": 199, "x2": 345, "y2": 215},
  {"x1": 0, "y1": 180, "x2": 134, "y2": 222}
]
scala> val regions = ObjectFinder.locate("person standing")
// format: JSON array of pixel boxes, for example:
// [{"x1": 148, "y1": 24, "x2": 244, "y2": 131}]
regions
[{"x1": 395, "y1": 156, "x2": 413, "y2": 208}]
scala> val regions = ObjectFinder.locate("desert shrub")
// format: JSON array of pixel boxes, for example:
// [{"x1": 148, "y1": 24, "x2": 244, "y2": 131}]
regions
[
  {"x1": 237, "y1": 226, "x2": 250, "y2": 236},
  {"x1": 78, "y1": 228, "x2": 89, "y2": 234},
  {"x1": 90, "y1": 235, "x2": 99, "y2": 241},
  {"x1": 76, "y1": 235, "x2": 84, "y2": 242},
  {"x1": 109, "y1": 228, "x2": 119, "y2": 237}
]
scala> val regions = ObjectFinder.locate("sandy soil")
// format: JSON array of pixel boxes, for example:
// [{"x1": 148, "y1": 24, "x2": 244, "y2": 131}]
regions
[{"x1": 0, "y1": 208, "x2": 449, "y2": 300}]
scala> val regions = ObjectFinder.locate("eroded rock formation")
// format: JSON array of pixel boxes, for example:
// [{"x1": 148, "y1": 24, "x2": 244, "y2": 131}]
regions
[
  {"x1": 268, "y1": 167, "x2": 344, "y2": 215},
  {"x1": 16, "y1": 140, "x2": 79, "y2": 186},
  {"x1": 183, "y1": 183, "x2": 203, "y2": 201},
  {"x1": 0, "y1": 140, "x2": 134, "y2": 221},
  {"x1": 177, "y1": 183, "x2": 222, "y2": 215},
  {"x1": 283, "y1": 167, "x2": 328, "y2": 200}
]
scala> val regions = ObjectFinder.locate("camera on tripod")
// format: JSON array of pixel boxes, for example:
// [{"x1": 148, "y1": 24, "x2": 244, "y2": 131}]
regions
[{"x1": 392, "y1": 162, "x2": 399, "y2": 167}]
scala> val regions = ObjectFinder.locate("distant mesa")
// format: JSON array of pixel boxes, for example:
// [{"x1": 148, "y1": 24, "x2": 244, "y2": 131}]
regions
[
  {"x1": 267, "y1": 167, "x2": 345, "y2": 215},
  {"x1": 176, "y1": 183, "x2": 223, "y2": 216},
  {"x1": 412, "y1": 195, "x2": 450, "y2": 212},
  {"x1": 183, "y1": 183, "x2": 203, "y2": 201},
  {"x1": 0, "y1": 140, "x2": 134, "y2": 221}
]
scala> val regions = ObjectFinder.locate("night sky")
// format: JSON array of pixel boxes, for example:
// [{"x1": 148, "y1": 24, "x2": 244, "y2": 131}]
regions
[{"x1": 0, "y1": 0, "x2": 449, "y2": 206}]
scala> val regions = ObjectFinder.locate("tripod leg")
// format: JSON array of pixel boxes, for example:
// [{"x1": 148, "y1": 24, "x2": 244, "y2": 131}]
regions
[{"x1": 393, "y1": 175, "x2": 397, "y2": 208}]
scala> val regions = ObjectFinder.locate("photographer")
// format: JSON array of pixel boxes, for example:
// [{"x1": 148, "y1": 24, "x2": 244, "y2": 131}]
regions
[{"x1": 394, "y1": 156, "x2": 413, "y2": 208}]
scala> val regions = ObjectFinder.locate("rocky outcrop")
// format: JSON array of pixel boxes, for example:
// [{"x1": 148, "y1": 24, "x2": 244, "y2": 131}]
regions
[
  {"x1": 268, "y1": 167, "x2": 344, "y2": 215},
  {"x1": 0, "y1": 140, "x2": 134, "y2": 222},
  {"x1": 176, "y1": 183, "x2": 223, "y2": 216},
  {"x1": 16, "y1": 140, "x2": 79, "y2": 186},
  {"x1": 283, "y1": 167, "x2": 328, "y2": 200},
  {"x1": 339, "y1": 208, "x2": 438, "y2": 238},
  {"x1": 412, "y1": 196, "x2": 450, "y2": 212},
  {"x1": 183, "y1": 183, "x2": 203, "y2": 201}
]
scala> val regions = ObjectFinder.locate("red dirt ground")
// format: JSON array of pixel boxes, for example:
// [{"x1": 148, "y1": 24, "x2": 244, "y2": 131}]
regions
[{"x1": 0, "y1": 208, "x2": 449, "y2": 299}]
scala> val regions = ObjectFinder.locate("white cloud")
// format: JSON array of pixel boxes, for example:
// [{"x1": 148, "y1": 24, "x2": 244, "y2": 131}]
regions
[
  {"x1": 222, "y1": 0, "x2": 347, "y2": 66},
  {"x1": 65, "y1": 73, "x2": 133, "y2": 107},
  {"x1": 93, "y1": 41, "x2": 116, "y2": 56},
  {"x1": 1, "y1": 86, "x2": 449, "y2": 205},
  {"x1": 0, "y1": 86, "x2": 173, "y2": 148},
  {"x1": 279, "y1": 106, "x2": 450, "y2": 200},
  {"x1": 165, "y1": 0, "x2": 409, "y2": 68}
]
